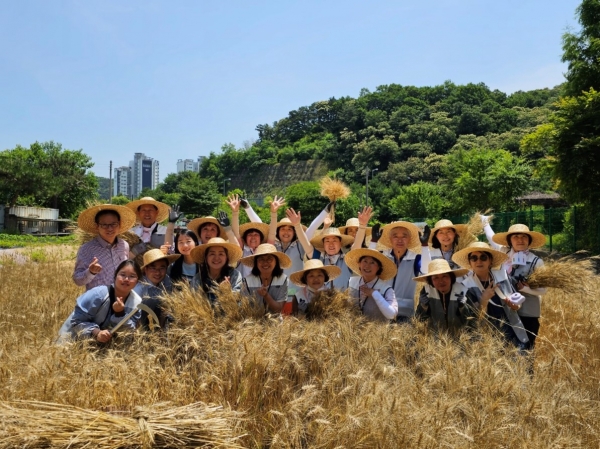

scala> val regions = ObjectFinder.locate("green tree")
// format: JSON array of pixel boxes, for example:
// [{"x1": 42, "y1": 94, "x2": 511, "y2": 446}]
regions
[
  {"x1": 388, "y1": 181, "x2": 447, "y2": 220},
  {"x1": 177, "y1": 173, "x2": 221, "y2": 217}
]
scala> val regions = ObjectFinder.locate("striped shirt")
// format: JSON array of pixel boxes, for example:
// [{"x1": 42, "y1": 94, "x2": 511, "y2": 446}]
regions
[{"x1": 72, "y1": 236, "x2": 130, "y2": 290}]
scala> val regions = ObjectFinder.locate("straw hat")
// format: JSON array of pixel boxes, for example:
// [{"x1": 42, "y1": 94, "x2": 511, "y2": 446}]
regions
[
  {"x1": 310, "y1": 227, "x2": 355, "y2": 252},
  {"x1": 239, "y1": 222, "x2": 270, "y2": 243},
  {"x1": 428, "y1": 219, "x2": 468, "y2": 245},
  {"x1": 452, "y1": 241, "x2": 509, "y2": 270},
  {"x1": 338, "y1": 218, "x2": 372, "y2": 236},
  {"x1": 140, "y1": 248, "x2": 181, "y2": 270},
  {"x1": 239, "y1": 243, "x2": 292, "y2": 268},
  {"x1": 379, "y1": 221, "x2": 421, "y2": 251},
  {"x1": 492, "y1": 224, "x2": 546, "y2": 249},
  {"x1": 189, "y1": 237, "x2": 243, "y2": 266},
  {"x1": 277, "y1": 217, "x2": 307, "y2": 231},
  {"x1": 187, "y1": 216, "x2": 225, "y2": 240},
  {"x1": 289, "y1": 259, "x2": 342, "y2": 287},
  {"x1": 126, "y1": 197, "x2": 170, "y2": 223},
  {"x1": 413, "y1": 259, "x2": 469, "y2": 282},
  {"x1": 77, "y1": 204, "x2": 137, "y2": 234},
  {"x1": 344, "y1": 248, "x2": 398, "y2": 281}
]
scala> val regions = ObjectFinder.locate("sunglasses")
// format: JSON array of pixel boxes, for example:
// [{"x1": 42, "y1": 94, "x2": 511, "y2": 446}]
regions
[{"x1": 468, "y1": 254, "x2": 489, "y2": 262}]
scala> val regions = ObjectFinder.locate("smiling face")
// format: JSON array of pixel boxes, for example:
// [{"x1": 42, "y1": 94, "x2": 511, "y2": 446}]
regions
[
  {"x1": 96, "y1": 212, "x2": 121, "y2": 244},
  {"x1": 389, "y1": 226, "x2": 411, "y2": 253},
  {"x1": 114, "y1": 264, "x2": 139, "y2": 296},
  {"x1": 177, "y1": 234, "x2": 197, "y2": 256},
  {"x1": 468, "y1": 251, "x2": 492, "y2": 277},
  {"x1": 278, "y1": 225, "x2": 295, "y2": 244},
  {"x1": 345, "y1": 227, "x2": 358, "y2": 238},
  {"x1": 510, "y1": 233, "x2": 531, "y2": 252},
  {"x1": 205, "y1": 246, "x2": 228, "y2": 272},
  {"x1": 145, "y1": 260, "x2": 168, "y2": 286},
  {"x1": 305, "y1": 269, "x2": 327, "y2": 290},
  {"x1": 435, "y1": 227, "x2": 456, "y2": 247},
  {"x1": 431, "y1": 273, "x2": 452, "y2": 294},
  {"x1": 323, "y1": 236, "x2": 342, "y2": 256},
  {"x1": 199, "y1": 223, "x2": 220, "y2": 243},
  {"x1": 138, "y1": 205, "x2": 159, "y2": 228},
  {"x1": 256, "y1": 254, "x2": 276, "y2": 276},
  {"x1": 359, "y1": 256, "x2": 382, "y2": 282},
  {"x1": 245, "y1": 230, "x2": 262, "y2": 250}
]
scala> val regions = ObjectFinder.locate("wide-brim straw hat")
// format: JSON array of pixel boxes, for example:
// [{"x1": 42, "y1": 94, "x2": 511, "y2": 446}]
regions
[
  {"x1": 77, "y1": 204, "x2": 137, "y2": 235},
  {"x1": 239, "y1": 222, "x2": 270, "y2": 243},
  {"x1": 413, "y1": 259, "x2": 469, "y2": 282},
  {"x1": 428, "y1": 219, "x2": 468, "y2": 245},
  {"x1": 379, "y1": 221, "x2": 421, "y2": 251},
  {"x1": 289, "y1": 259, "x2": 342, "y2": 287},
  {"x1": 310, "y1": 227, "x2": 355, "y2": 252},
  {"x1": 277, "y1": 217, "x2": 307, "y2": 231},
  {"x1": 345, "y1": 248, "x2": 398, "y2": 281},
  {"x1": 187, "y1": 216, "x2": 226, "y2": 240},
  {"x1": 452, "y1": 241, "x2": 509, "y2": 270},
  {"x1": 338, "y1": 218, "x2": 372, "y2": 236},
  {"x1": 492, "y1": 224, "x2": 546, "y2": 249},
  {"x1": 239, "y1": 243, "x2": 292, "y2": 268},
  {"x1": 140, "y1": 248, "x2": 181, "y2": 270},
  {"x1": 189, "y1": 237, "x2": 243, "y2": 266},
  {"x1": 126, "y1": 197, "x2": 170, "y2": 223}
]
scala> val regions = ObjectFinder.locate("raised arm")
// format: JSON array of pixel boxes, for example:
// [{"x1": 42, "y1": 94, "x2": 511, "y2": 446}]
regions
[
  {"x1": 226, "y1": 194, "x2": 243, "y2": 248},
  {"x1": 352, "y1": 206, "x2": 372, "y2": 250},
  {"x1": 268, "y1": 195, "x2": 286, "y2": 244},
  {"x1": 240, "y1": 196, "x2": 262, "y2": 223},
  {"x1": 481, "y1": 215, "x2": 503, "y2": 251},
  {"x1": 286, "y1": 208, "x2": 314, "y2": 257},
  {"x1": 306, "y1": 201, "x2": 335, "y2": 240}
]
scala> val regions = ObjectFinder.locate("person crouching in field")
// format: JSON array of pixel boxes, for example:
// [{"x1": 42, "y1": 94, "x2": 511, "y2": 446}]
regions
[
  {"x1": 289, "y1": 259, "x2": 341, "y2": 317},
  {"x1": 134, "y1": 249, "x2": 180, "y2": 330},
  {"x1": 189, "y1": 237, "x2": 243, "y2": 304},
  {"x1": 59, "y1": 260, "x2": 142, "y2": 343},
  {"x1": 240, "y1": 244, "x2": 291, "y2": 313},
  {"x1": 414, "y1": 260, "x2": 473, "y2": 336},
  {"x1": 73, "y1": 204, "x2": 137, "y2": 291},
  {"x1": 345, "y1": 248, "x2": 399, "y2": 322},
  {"x1": 452, "y1": 242, "x2": 530, "y2": 350}
]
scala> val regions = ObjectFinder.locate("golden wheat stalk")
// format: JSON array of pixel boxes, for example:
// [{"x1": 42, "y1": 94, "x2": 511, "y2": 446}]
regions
[
  {"x1": 455, "y1": 210, "x2": 492, "y2": 251},
  {"x1": 319, "y1": 176, "x2": 350, "y2": 223},
  {"x1": 527, "y1": 254, "x2": 599, "y2": 295}
]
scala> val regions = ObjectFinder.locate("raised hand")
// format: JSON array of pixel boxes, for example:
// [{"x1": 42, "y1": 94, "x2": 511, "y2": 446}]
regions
[
  {"x1": 168, "y1": 204, "x2": 183, "y2": 223},
  {"x1": 323, "y1": 216, "x2": 333, "y2": 229},
  {"x1": 357, "y1": 206, "x2": 373, "y2": 227},
  {"x1": 218, "y1": 211, "x2": 231, "y2": 228},
  {"x1": 325, "y1": 201, "x2": 336, "y2": 213},
  {"x1": 286, "y1": 208, "x2": 302, "y2": 226},
  {"x1": 89, "y1": 257, "x2": 102, "y2": 275},
  {"x1": 226, "y1": 194, "x2": 240, "y2": 212},
  {"x1": 112, "y1": 296, "x2": 125, "y2": 314},
  {"x1": 239, "y1": 197, "x2": 249, "y2": 209},
  {"x1": 270, "y1": 195, "x2": 286, "y2": 213},
  {"x1": 370, "y1": 224, "x2": 383, "y2": 243},
  {"x1": 419, "y1": 225, "x2": 431, "y2": 246}
]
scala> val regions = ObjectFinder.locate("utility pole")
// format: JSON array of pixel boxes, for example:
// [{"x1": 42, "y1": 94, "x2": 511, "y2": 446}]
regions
[
  {"x1": 365, "y1": 168, "x2": 378, "y2": 208},
  {"x1": 109, "y1": 160, "x2": 113, "y2": 203},
  {"x1": 223, "y1": 178, "x2": 231, "y2": 196}
]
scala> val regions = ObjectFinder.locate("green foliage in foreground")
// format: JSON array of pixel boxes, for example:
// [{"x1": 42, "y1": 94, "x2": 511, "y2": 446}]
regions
[{"x1": 0, "y1": 233, "x2": 76, "y2": 248}]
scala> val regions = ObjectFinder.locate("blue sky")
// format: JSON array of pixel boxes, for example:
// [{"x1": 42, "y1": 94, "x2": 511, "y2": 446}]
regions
[{"x1": 0, "y1": 0, "x2": 581, "y2": 181}]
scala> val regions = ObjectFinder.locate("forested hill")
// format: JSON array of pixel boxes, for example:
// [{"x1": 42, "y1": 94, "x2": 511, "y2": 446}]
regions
[{"x1": 199, "y1": 81, "x2": 560, "y2": 221}]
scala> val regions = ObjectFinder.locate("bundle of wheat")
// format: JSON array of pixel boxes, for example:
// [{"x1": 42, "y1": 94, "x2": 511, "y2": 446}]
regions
[
  {"x1": 455, "y1": 211, "x2": 492, "y2": 251},
  {"x1": 0, "y1": 400, "x2": 244, "y2": 449},
  {"x1": 319, "y1": 176, "x2": 350, "y2": 222},
  {"x1": 526, "y1": 254, "x2": 600, "y2": 295},
  {"x1": 305, "y1": 289, "x2": 356, "y2": 320}
]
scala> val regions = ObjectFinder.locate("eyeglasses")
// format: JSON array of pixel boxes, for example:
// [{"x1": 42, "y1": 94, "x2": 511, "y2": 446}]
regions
[
  {"x1": 468, "y1": 254, "x2": 489, "y2": 262},
  {"x1": 98, "y1": 222, "x2": 120, "y2": 229},
  {"x1": 117, "y1": 273, "x2": 138, "y2": 281}
]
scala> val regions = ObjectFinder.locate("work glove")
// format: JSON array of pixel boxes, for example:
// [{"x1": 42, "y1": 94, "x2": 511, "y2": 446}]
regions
[
  {"x1": 370, "y1": 223, "x2": 383, "y2": 243},
  {"x1": 419, "y1": 225, "x2": 431, "y2": 246},
  {"x1": 218, "y1": 211, "x2": 231, "y2": 229},
  {"x1": 168, "y1": 205, "x2": 183, "y2": 223}
]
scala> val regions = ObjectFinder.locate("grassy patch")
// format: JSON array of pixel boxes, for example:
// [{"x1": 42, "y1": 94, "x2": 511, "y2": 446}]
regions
[{"x1": 0, "y1": 233, "x2": 76, "y2": 248}]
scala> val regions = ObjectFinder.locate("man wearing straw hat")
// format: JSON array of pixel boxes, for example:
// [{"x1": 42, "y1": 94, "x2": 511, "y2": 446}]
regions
[
  {"x1": 126, "y1": 197, "x2": 179, "y2": 258},
  {"x1": 73, "y1": 204, "x2": 137, "y2": 291},
  {"x1": 413, "y1": 259, "x2": 472, "y2": 335},
  {"x1": 134, "y1": 248, "x2": 181, "y2": 330}
]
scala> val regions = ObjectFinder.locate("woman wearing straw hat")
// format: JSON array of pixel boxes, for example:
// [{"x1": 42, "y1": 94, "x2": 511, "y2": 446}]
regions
[
  {"x1": 345, "y1": 248, "x2": 398, "y2": 322},
  {"x1": 414, "y1": 260, "x2": 472, "y2": 335},
  {"x1": 189, "y1": 237, "x2": 244, "y2": 303},
  {"x1": 168, "y1": 229, "x2": 200, "y2": 284},
  {"x1": 127, "y1": 197, "x2": 178, "y2": 259},
  {"x1": 240, "y1": 244, "x2": 291, "y2": 313},
  {"x1": 452, "y1": 242, "x2": 529, "y2": 349},
  {"x1": 59, "y1": 260, "x2": 142, "y2": 343},
  {"x1": 289, "y1": 259, "x2": 342, "y2": 317},
  {"x1": 420, "y1": 219, "x2": 467, "y2": 274},
  {"x1": 338, "y1": 217, "x2": 371, "y2": 251},
  {"x1": 134, "y1": 249, "x2": 181, "y2": 330},
  {"x1": 73, "y1": 204, "x2": 137, "y2": 291},
  {"x1": 482, "y1": 221, "x2": 547, "y2": 349},
  {"x1": 186, "y1": 216, "x2": 226, "y2": 244}
]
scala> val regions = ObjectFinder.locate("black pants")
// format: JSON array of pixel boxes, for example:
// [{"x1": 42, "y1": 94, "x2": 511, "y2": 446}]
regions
[{"x1": 519, "y1": 316, "x2": 540, "y2": 350}]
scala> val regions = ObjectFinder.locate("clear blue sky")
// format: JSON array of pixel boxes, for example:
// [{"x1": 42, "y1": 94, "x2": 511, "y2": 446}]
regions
[{"x1": 0, "y1": 0, "x2": 581, "y2": 181}]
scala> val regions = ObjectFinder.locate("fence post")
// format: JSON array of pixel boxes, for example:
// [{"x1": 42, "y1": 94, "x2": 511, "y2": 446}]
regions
[
  {"x1": 572, "y1": 206, "x2": 576, "y2": 253},
  {"x1": 529, "y1": 207, "x2": 533, "y2": 230},
  {"x1": 548, "y1": 208, "x2": 553, "y2": 252}
]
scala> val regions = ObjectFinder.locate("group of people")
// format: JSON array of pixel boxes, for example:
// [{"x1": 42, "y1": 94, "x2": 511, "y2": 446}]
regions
[{"x1": 59, "y1": 195, "x2": 547, "y2": 354}]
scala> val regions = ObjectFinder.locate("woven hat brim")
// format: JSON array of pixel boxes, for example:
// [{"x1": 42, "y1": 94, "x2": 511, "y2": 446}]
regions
[
  {"x1": 338, "y1": 225, "x2": 372, "y2": 236},
  {"x1": 239, "y1": 222, "x2": 270, "y2": 243},
  {"x1": 77, "y1": 205, "x2": 138, "y2": 235},
  {"x1": 187, "y1": 217, "x2": 226, "y2": 240},
  {"x1": 141, "y1": 253, "x2": 181, "y2": 270},
  {"x1": 491, "y1": 231, "x2": 546, "y2": 249},
  {"x1": 126, "y1": 199, "x2": 170, "y2": 223},
  {"x1": 428, "y1": 224, "x2": 468, "y2": 245},
  {"x1": 310, "y1": 232, "x2": 355, "y2": 252},
  {"x1": 413, "y1": 267, "x2": 470, "y2": 282},
  {"x1": 190, "y1": 241, "x2": 244, "y2": 266},
  {"x1": 344, "y1": 249, "x2": 398, "y2": 281},
  {"x1": 452, "y1": 246, "x2": 509, "y2": 270},
  {"x1": 380, "y1": 221, "x2": 421, "y2": 251},
  {"x1": 277, "y1": 221, "x2": 307, "y2": 231},
  {"x1": 289, "y1": 265, "x2": 342, "y2": 287}
]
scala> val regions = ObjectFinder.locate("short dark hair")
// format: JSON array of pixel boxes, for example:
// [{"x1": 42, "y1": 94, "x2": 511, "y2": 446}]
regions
[
  {"x1": 251, "y1": 255, "x2": 283, "y2": 277},
  {"x1": 95, "y1": 210, "x2": 120, "y2": 224},
  {"x1": 300, "y1": 268, "x2": 330, "y2": 285},
  {"x1": 276, "y1": 225, "x2": 297, "y2": 242},
  {"x1": 507, "y1": 233, "x2": 532, "y2": 248},
  {"x1": 114, "y1": 259, "x2": 142, "y2": 281},
  {"x1": 243, "y1": 228, "x2": 264, "y2": 242},
  {"x1": 199, "y1": 222, "x2": 221, "y2": 237},
  {"x1": 426, "y1": 272, "x2": 457, "y2": 287},
  {"x1": 431, "y1": 228, "x2": 459, "y2": 250},
  {"x1": 358, "y1": 255, "x2": 383, "y2": 276},
  {"x1": 137, "y1": 204, "x2": 158, "y2": 212}
]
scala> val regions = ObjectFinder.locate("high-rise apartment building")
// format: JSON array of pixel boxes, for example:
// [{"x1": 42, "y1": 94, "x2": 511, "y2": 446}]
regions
[
  {"x1": 113, "y1": 166, "x2": 130, "y2": 197},
  {"x1": 129, "y1": 153, "x2": 159, "y2": 198},
  {"x1": 176, "y1": 156, "x2": 206, "y2": 173}
]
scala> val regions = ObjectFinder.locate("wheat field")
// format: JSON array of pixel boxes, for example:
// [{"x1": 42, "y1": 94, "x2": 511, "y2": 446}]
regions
[{"x1": 0, "y1": 245, "x2": 599, "y2": 448}]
